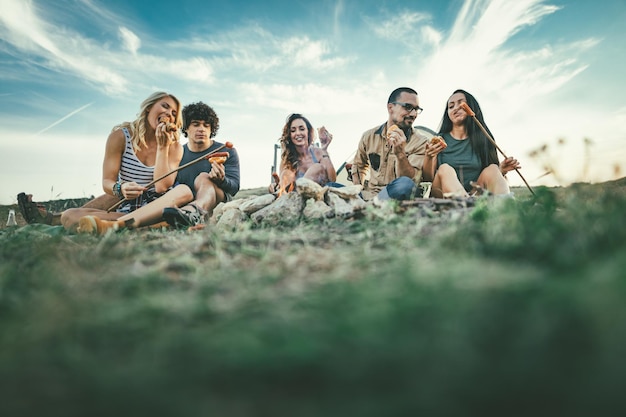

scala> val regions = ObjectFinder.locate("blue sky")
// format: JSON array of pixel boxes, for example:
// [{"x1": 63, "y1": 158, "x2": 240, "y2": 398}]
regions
[{"x1": 1, "y1": 0, "x2": 625, "y2": 204}]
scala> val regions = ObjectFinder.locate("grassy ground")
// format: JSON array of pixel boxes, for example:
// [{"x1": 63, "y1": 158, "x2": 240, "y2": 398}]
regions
[{"x1": 1, "y1": 181, "x2": 625, "y2": 416}]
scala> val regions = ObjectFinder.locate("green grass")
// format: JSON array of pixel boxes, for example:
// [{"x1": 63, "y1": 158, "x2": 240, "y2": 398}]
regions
[{"x1": 1, "y1": 181, "x2": 626, "y2": 416}]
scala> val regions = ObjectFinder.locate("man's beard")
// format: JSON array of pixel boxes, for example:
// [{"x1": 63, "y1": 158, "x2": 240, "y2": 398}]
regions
[{"x1": 394, "y1": 117, "x2": 413, "y2": 130}]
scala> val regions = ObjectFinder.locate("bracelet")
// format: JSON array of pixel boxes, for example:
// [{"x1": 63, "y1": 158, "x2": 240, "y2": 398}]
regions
[{"x1": 113, "y1": 181, "x2": 124, "y2": 198}]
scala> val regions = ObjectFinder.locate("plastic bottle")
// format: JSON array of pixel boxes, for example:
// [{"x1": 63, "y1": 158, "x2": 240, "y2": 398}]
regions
[{"x1": 6, "y1": 209, "x2": 17, "y2": 226}]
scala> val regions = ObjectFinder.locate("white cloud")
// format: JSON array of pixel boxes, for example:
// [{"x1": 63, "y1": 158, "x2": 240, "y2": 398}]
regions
[
  {"x1": 332, "y1": 0, "x2": 345, "y2": 37},
  {"x1": 422, "y1": 26, "x2": 443, "y2": 46},
  {"x1": 415, "y1": 0, "x2": 593, "y2": 113},
  {"x1": 178, "y1": 57, "x2": 214, "y2": 84},
  {"x1": 370, "y1": 11, "x2": 441, "y2": 48},
  {"x1": 0, "y1": 0, "x2": 215, "y2": 95},
  {"x1": 450, "y1": 0, "x2": 560, "y2": 47},
  {"x1": 170, "y1": 25, "x2": 350, "y2": 74},
  {"x1": 281, "y1": 37, "x2": 348, "y2": 70},
  {"x1": 0, "y1": 0, "x2": 56, "y2": 52},
  {"x1": 238, "y1": 81, "x2": 381, "y2": 115},
  {"x1": 0, "y1": 0, "x2": 129, "y2": 93},
  {"x1": 118, "y1": 26, "x2": 141, "y2": 55}
]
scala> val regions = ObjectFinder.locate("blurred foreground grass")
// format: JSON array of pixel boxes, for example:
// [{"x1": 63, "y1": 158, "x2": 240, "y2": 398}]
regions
[{"x1": 1, "y1": 180, "x2": 626, "y2": 417}]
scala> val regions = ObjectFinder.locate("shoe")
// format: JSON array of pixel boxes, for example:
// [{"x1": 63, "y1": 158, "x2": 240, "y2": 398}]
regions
[
  {"x1": 77, "y1": 216, "x2": 123, "y2": 235},
  {"x1": 17, "y1": 192, "x2": 53, "y2": 224},
  {"x1": 162, "y1": 205, "x2": 204, "y2": 228}
]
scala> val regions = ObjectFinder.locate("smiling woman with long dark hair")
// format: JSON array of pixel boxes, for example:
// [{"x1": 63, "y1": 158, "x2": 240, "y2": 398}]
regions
[
  {"x1": 270, "y1": 113, "x2": 337, "y2": 193},
  {"x1": 423, "y1": 89, "x2": 521, "y2": 197}
]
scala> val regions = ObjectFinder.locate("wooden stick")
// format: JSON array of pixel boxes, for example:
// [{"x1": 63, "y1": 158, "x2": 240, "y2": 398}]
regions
[
  {"x1": 460, "y1": 103, "x2": 535, "y2": 196},
  {"x1": 107, "y1": 142, "x2": 233, "y2": 212}
]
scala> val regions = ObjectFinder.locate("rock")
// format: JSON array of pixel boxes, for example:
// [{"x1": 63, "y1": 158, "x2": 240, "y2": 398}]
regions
[
  {"x1": 251, "y1": 192, "x2": 303, "y2": 225},
  {"x1": 326, "y1": 192, "x2": 354, "y2": 218},
  {"x1": 216, "y1": 208, "x2": 248, "y2": 230},
  {"x1": 327, "y1": 184, "x2": 362, "y2": 199},
  {"x1": 348, "y1": 195, "x2": 367, "y2": 213},
  {"x1": 240, "y1": 193, "x2": 276, "y2": 214},
  {"x1": 216, "y1": 182, "x2": 466, "y2": 227},
  {"x1": 302, "y1": 198, "x2": 334, "y2": 220},
  {"x1": 295, "y1": 178, "x2": 327, "y2": 201},
  {"x1": 213, "y1": 198, "x2": 245, "y2": 221}
]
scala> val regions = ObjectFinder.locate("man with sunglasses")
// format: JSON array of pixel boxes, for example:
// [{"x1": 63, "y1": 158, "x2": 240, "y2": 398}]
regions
[{"x1": 351, "y1": 87, "x2": 428, "y2": 201}]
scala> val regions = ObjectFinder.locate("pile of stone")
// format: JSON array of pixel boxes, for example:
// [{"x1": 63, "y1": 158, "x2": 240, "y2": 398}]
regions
[
  {"x1": 211, "y1": 178, "x2": 365, "y2": 229},
  {"x1": 210, "y1": 178, "x2": 476, "y2": 229}
]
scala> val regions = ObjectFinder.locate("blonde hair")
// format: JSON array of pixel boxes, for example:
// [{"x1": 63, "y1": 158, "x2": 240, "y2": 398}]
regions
[{"x1": 113, "y1": 92, "x2": 182, "y2": 152}]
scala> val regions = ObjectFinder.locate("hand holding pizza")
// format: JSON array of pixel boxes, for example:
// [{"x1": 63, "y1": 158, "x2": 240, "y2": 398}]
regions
[
  {"x1": 157, "y1": 116, "x2": 178, "y2": 147},
  {"x1": 207, "y1": 152, "x2": 229, "y2": 183},
  {"x1": 426, "y1": 135, "x2": 447, "y2": 159}
]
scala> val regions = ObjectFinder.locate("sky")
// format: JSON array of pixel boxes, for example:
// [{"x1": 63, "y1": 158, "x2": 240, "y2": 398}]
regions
[{"x1": 1, "y1": 0, "x2": 625, "y2": 205}]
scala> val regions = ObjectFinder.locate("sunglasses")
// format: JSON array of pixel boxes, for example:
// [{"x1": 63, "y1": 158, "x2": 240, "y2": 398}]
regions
[{"x1": 391, "y1": 102, "x2": 423, "y2": 114}]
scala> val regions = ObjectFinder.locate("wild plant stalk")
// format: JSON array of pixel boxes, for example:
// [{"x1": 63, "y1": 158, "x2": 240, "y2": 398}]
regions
[{"x1": 582, "y1": 137, "x2": 592, "y2": 180}]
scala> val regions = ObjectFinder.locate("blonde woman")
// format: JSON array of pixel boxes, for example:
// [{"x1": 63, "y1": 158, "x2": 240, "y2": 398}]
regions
[{"x1": 62, "y1": 91, "x2": 194, "y2": 233}]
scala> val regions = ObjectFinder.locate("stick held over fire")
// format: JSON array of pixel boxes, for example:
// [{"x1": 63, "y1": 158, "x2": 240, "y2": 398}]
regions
[
  {"x1": 107, "y1": 142, "x2": 234, "y2": 212},
  {"x1": 460, "y1": 102, "x2": 534, "y2": 196}
]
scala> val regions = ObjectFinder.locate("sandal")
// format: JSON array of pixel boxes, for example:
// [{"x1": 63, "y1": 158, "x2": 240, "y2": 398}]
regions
[
  {"x1": 162, "y1": 203, "x2": 206, "y2": 228},
  {"x1": 17, "y1": 192, "x2": 54, "y2": 224}
]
